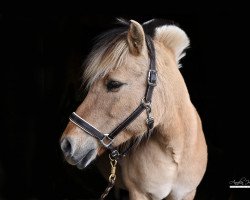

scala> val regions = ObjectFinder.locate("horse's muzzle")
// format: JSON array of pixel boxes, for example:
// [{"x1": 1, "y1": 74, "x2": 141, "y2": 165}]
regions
[{"x1": 60, "y1": 136, "x2": 97, "y2": 169}]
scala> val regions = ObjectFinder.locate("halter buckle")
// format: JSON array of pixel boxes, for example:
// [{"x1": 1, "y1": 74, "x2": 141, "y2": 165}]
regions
[
  {"x1": 146, "y1": 116, "x2": 154, "y2": 130},
  {"x1": 100, "y1": 134, "x2": 113, "y2": 148},
  {"x1": 148, "y1": 70, "x2": 157, "y2": 86}
]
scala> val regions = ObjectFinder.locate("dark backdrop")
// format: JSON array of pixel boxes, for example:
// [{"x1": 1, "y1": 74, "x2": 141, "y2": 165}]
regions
[{"x1": 0, "y1": 9, "x2": 249, "y2": 200}]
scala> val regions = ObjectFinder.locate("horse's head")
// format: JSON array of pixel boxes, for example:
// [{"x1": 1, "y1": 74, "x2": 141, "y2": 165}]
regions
[{"x1": 60, "y1": 19, "x2": 189, "y2": 169}]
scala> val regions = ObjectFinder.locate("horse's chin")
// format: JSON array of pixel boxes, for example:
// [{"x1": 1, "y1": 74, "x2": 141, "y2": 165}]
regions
[
  {"x1": 65, "y1": 149, "x2": 97, "y2": 169},
  {"x1": 76, "y1": 149, "x2": 96, "y2": 169}
]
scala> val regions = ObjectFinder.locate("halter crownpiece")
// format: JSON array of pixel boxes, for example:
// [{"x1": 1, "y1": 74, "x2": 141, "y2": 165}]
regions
[{"x1": 69, "y1": 35, "x2": 156, "y2": 159}]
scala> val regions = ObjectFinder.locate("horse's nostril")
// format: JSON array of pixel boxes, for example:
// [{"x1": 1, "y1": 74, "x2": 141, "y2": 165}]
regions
[{"x1": 61, "y1": 138, "x2": 72, "y2": 156}]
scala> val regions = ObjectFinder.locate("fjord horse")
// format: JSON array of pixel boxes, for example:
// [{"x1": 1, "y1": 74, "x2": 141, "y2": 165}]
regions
[{"x1": 60, "y1": 19, "x2": 207, "y2": 200}]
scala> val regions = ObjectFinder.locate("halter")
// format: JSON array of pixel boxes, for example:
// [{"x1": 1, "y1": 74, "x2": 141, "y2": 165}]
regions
[
  {"x1": 69, "y1": 35, "x2": 157, "y2": 160},
  {"x1": 68, "y1": 35, "x2": 156, "y2": 199}
]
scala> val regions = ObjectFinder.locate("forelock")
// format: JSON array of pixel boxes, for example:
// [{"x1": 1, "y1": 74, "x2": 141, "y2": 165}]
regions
[{"x1": 82, "y1": 22, "x2": 130, "y2": 87}]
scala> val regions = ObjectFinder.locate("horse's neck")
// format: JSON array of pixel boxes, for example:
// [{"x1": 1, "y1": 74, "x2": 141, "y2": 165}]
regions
[
  {"x1": 148, "y1": 56, "x2": 201, "y2": 161},
  {"x1": 151, "y1": 97, "x2": 199, "y2": 164}
]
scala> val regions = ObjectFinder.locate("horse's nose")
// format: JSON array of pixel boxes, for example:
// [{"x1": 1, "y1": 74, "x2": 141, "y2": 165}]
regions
[{"x1": 60, "y1": 137, "x2": 74, "y2": 157}]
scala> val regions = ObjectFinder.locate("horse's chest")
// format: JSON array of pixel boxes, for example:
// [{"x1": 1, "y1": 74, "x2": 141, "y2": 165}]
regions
[{"x1": 121, "y1": 149, "x2": 177, "y2": 199}]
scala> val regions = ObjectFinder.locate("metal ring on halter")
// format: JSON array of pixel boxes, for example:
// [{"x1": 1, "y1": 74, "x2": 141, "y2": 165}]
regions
[
  {"x1": 141, "y1": 98, "x2": 151, "y2": 109},
  {"x1": 100, "y1": 134, "x2": 113, "y2": 148}
]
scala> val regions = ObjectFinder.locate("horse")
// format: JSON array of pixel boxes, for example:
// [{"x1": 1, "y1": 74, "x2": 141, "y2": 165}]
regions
[{"x1": 60, "y1": 19, "x2": 207, "y2": 200}]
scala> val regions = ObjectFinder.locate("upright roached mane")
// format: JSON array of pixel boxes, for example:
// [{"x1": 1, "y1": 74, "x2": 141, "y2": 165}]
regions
[{"x1": 60, "y1": 18, "x2": 207, "y2": 200}]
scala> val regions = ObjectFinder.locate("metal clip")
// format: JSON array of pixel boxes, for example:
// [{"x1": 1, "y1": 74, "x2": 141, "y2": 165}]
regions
[
  {"x1": 100, "y1": 155, "x2": 118, "y2": 199},
  {"x1": 109, "y1": 154, "x2": 117, "y2": 182}
]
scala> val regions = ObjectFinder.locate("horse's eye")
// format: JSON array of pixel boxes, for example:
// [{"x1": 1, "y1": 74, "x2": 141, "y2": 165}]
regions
[{"x1": 107, "y1": 80, "x2": 124, "y2": 92}]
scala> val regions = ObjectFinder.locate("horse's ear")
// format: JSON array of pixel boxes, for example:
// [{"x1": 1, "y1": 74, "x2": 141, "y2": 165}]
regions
[
  {"x1": 127, "y1": 20, "x2": 146, "y2": 56},
  {"x1": 155, "y1": 25, "x2": 190, "y2": 62}
]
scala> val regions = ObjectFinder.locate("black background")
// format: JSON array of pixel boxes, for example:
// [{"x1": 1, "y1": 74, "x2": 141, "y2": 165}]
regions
[{"x1": 0, "y1": 6, "x2": 250, "y2": 200}]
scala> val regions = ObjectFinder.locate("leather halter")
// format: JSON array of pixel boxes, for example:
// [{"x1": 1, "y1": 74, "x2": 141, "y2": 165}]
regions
[{"x1": 69, "y1": 35, "x2": 157, "y2": 159}]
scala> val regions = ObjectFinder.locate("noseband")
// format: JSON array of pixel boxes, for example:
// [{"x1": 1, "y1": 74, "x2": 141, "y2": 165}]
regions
[{"x1": 69, "y1": 36, "x2": 157, "y2": 159}]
